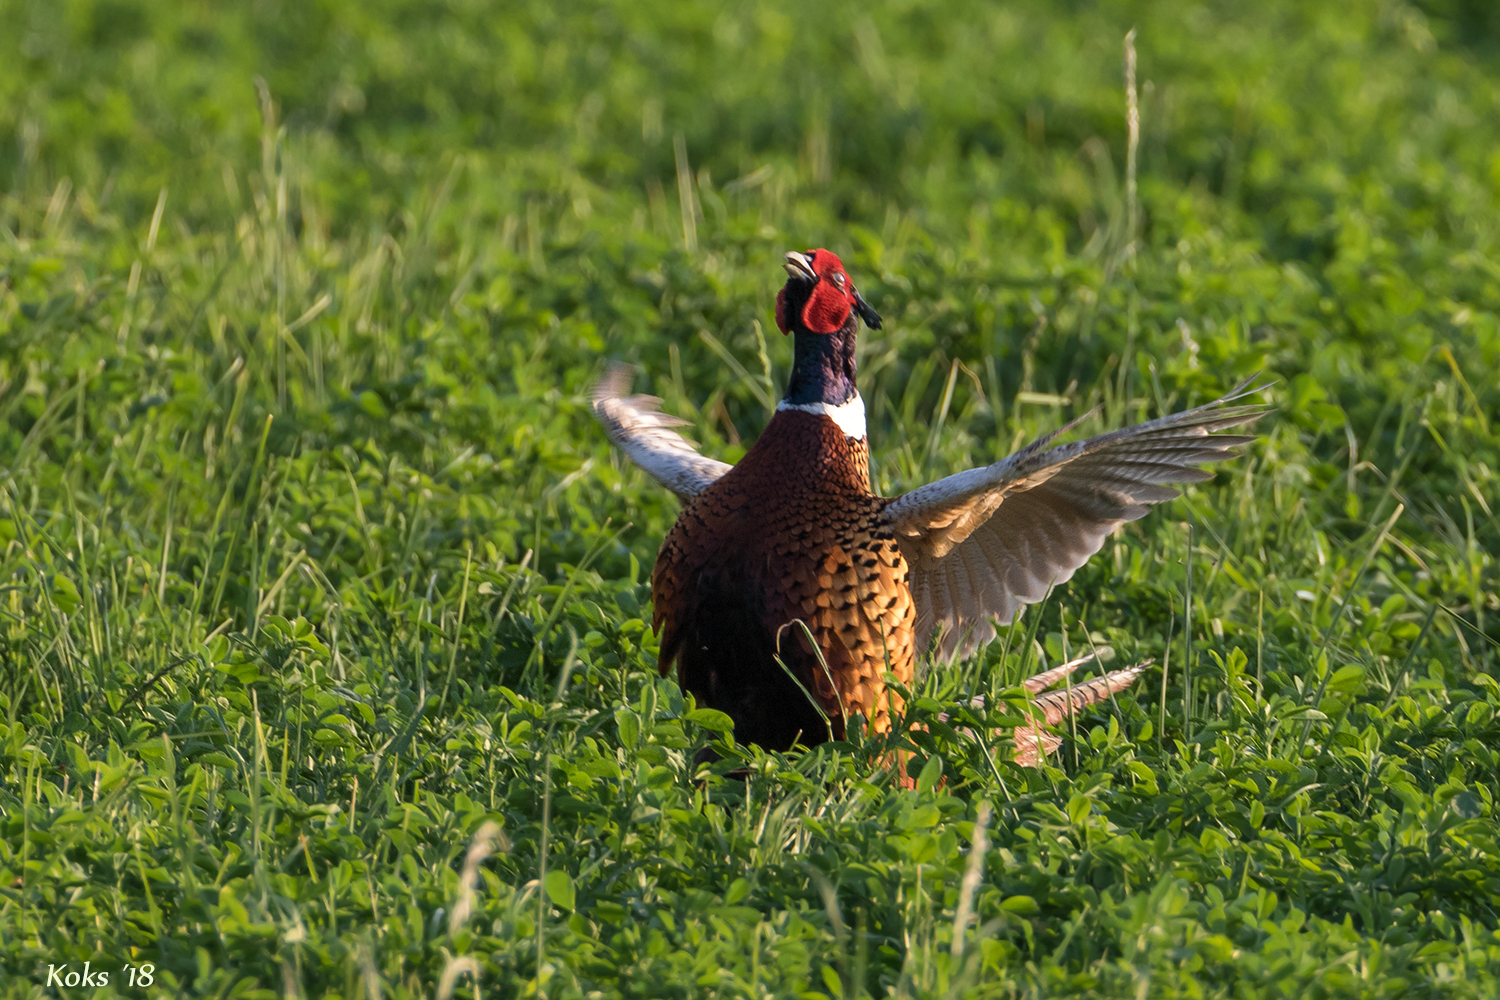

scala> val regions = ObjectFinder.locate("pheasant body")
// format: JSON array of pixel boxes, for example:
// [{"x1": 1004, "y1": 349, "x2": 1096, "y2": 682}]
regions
[
  {"x1": 653, "y1": 407, "x2": 915, "y2": 748},
  {"x1": 593, "y1": 248, "x2": 1267, "y2": 765}
]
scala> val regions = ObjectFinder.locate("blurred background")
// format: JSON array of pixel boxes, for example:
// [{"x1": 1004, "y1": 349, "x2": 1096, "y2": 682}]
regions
[{"x1": 4, "y1": 0, "x2": 1498, "y2": 605}]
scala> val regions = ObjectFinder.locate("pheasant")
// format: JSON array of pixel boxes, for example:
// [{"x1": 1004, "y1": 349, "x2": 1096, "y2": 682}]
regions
[{"x1": 593, "y1": 248, "x2": 1265, "y2": 765}]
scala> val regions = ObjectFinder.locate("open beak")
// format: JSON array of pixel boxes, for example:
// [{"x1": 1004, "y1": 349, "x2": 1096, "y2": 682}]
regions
[{"x1": 782, "y1": 251, "x2": 817, "y2": 282}]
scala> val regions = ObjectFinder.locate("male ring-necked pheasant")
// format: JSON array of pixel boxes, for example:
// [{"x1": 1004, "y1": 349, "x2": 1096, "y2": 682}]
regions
[{"x1": 594, "y1": 249, "x2": 1265, "y2": 765}]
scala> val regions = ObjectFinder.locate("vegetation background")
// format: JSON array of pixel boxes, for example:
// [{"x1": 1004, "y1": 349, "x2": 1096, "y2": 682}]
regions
[{"x1": 3, "y1": 0, "x2": 1500, "y2": 995}]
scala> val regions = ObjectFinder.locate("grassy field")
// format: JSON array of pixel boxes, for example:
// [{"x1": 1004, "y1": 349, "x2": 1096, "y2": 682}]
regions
[{"x1": 4, "y1": 0, "x2": 1500, "y2": 996}]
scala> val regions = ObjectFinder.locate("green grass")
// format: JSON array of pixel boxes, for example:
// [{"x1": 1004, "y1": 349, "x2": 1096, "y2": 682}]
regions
[{"x1": 3, "y1": 0, "x2": 1500, "y2": 996}]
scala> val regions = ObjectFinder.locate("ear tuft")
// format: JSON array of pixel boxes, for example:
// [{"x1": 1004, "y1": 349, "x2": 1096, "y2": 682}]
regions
[{"x1": 775, "y1": 287, "x2": 790, "y2": 334}]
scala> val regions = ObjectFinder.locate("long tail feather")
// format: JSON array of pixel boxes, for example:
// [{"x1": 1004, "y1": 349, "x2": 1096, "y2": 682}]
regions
[
  {"x1": 934, "y1": 658, "x2": 1150, "y2": 767},
  {"x1": 1022, "y1": 651, "x2": 1102, "y2": 694},
  {"x1": 1012, "y1": 661, "x2": 1150, "y2": 766},
  {"x1": 1029, "y1": 663, "x2": 1148, "y2": 726}
]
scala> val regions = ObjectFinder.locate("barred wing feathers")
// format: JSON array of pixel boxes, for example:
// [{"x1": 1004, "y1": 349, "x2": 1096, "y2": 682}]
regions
[{"x1": 883, "y1": 378, "x2": 1269, "y2": 659}]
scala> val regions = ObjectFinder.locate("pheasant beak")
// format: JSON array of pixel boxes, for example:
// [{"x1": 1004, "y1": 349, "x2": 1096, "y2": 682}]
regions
[{"x1": 782, "y1": 251, "x2": 817, "y2": 282}]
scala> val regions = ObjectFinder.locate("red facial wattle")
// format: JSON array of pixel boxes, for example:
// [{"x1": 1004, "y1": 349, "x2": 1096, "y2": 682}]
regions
[
  {"x1": 801, "y1": 277, "x2": 852, "y2": 333},
  {"x1": 778, "y1": 248, "x2": 856, "y2": 335}
]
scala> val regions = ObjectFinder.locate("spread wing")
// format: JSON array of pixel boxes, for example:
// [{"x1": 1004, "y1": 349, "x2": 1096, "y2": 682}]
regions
[
  {"x1": 882, "y1": 377, "x2": 1270, "y2": 659},
  {"x1": 591, "y1": 362, "x2": 733, "y2": 501}
]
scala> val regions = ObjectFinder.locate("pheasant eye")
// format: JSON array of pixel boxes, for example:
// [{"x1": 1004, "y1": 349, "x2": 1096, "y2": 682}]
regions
[{"x1": 832, "y1": 273, "x2": 846, "y2": 288}]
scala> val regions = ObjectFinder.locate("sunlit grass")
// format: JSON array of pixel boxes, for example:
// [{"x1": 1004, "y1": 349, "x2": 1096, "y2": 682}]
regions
[{"x1": 2, "y1": 0, "x2": 1500, "y2": 996}]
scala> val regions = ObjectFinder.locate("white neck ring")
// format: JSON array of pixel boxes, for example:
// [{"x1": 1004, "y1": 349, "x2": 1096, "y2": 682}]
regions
[{"x1": 777, "y1": 393, "x2": 866, "y2": 439}]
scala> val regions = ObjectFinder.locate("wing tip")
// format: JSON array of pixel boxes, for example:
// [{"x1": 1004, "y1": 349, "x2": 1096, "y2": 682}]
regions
[
  {"x1": 593, "y1": 360, "x2": 637, "y2": 409},
  {"x1": 593, "y1": 363, "x2": 693, "y2": 432},
  {"x1": 1221, "y1": 371, "x2": 1277, "y2": 404},
  {"x1": 590, "y1": 360, "x2": 733, "y2": 500}
]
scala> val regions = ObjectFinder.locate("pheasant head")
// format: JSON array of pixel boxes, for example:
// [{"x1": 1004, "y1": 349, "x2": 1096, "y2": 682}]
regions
[{"x1": 774, "y1": 249, "x2": 882, "y2": 408}]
